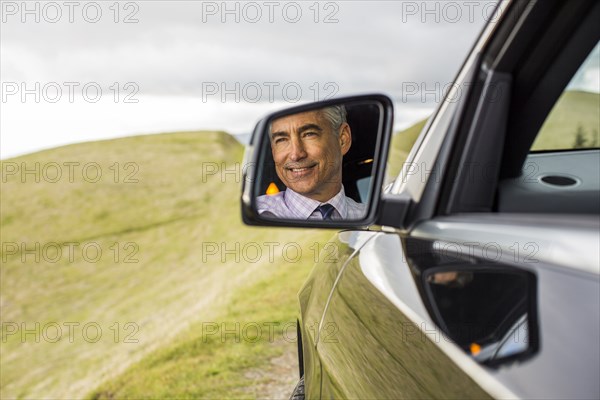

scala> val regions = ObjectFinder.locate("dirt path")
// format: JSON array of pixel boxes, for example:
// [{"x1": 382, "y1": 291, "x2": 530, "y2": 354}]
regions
[{"x1": 246, "y1": 339, "x2": 299, "y2": 399}]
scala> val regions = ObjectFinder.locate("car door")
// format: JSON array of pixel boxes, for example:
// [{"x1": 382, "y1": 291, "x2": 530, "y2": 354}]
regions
[
  {"x1": 316, "y1": 0, "x2": 600, "y2": 398},
  {"x1": 318, "y1": 230, "x2": 500, "y2": 398},
  {"x1": 296, "y1": 230, "x2": 377, "y2": 399}
]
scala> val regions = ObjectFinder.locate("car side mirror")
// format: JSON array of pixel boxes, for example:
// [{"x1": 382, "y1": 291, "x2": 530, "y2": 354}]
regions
[{"x1": 241, "y1": 94, "x2": 394, "y2": 228}]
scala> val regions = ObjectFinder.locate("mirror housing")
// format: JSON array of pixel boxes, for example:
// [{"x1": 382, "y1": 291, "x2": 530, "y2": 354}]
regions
[{"x1": 241, "y1": 94, "x2": 394, "y2": 228}]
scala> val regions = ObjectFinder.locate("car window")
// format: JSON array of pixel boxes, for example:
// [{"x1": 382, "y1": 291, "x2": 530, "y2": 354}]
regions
[
  {"x1": 531, "y1": 42, "x2": 600, "y2": 151},
  {"x1": 356, "y1": 176, "x2": 371, "y2": 203},
  {"x1": 497, "y1": 41, "x2": 599, "y2": 215}
]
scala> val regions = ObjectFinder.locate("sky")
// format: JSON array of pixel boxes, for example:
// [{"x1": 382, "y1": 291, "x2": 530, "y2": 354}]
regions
[{"x1": 1, "y1": 0, "x2": 598, "y2": 159}]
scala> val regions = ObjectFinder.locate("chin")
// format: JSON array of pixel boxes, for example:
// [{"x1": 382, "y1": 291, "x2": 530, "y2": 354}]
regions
[
  {"x1": 285, "y1": 178, "x2": 317, "y2": 192},
  {"x1": 289, "y1": 185, "x2": 317, "y2": 196}
]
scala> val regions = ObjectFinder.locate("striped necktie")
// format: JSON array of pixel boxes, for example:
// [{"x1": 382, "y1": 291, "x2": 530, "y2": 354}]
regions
[{"x1": 317, "y1": 204, "x2": 335, "y2": 220}]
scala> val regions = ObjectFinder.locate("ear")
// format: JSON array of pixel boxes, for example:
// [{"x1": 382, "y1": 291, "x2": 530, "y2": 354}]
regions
[{"x1": 339, "y1": 123, "x2": 352, "y2": 156}]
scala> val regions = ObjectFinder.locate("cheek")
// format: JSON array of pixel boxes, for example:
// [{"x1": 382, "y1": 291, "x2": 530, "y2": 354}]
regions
[
  {"x1": 317, "y1": 149, "x2": 337, "y2": 170},
  {"x1": 272, "y1": 149, "x2": 287, "y2": 164},
  {"x1": 307, "y1": 144, "x2": 327, "y2": 162}
]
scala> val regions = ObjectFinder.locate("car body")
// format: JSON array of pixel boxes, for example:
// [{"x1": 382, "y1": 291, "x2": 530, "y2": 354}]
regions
[{"x1": 242, "y1": 0, "x2": 600, "y2": 398}]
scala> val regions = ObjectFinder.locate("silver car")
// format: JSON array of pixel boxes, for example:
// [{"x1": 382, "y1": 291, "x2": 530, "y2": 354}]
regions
[{"x1": 242, "y1": 0, "x2": 600, "y2": 398}]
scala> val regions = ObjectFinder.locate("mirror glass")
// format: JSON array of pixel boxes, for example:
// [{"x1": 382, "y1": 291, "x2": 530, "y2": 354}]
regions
[
  {"x1": 252, "y1": 100, "x2": 383, "y2": 221},
  {"x1": 424, "y1": 268, "x2": 537, "y2": 366}
]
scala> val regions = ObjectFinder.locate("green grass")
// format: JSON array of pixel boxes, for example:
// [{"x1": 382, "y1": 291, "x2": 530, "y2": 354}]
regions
[
  {"x1": 532, "y1": 90, "x2": 599, "y2": 150},
  {"x1": 386, "y1": 119, "x2": 428, "y2": 182},
  {"x1": 89, "y1": 229, "x2": 332, "y2": 399},
  {"x1": 0, "y1": 131, "x2": 332, "y2": 399}
]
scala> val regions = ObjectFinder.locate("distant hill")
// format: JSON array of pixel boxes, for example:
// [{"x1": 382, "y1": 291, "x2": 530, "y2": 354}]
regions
[
  {"x1": 386, "y1": 119, "x2": 428, "y2": 181},
  {"x1": 532, "y1": 90, "x2": 600, "y2": 150},
  {"x1": 1, "y1": 131, "x2": 330, "y2": 398}
]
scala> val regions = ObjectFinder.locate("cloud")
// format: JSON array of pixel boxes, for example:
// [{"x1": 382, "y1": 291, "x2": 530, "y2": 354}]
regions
[
  {"x1": 568, "y1": 43, "x2": 600, "y2": 93},
  {"x1": 1, "y1": 1, "x2": 492, "y2": 157}
]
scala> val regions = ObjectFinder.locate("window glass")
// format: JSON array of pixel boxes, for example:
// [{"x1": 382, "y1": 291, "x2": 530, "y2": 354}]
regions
[
  {"x1": 356, "y1": 177, "x2": 371, "y2": 203},
  {"x1": 532, "y1": 42, "x2": 600, "y2": 151}
]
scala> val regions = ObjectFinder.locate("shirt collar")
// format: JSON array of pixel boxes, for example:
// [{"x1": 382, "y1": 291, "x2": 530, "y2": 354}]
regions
[
  {"x1": 284, "y1": 186, "x2": 348, "y2": 219},
  {"x1": 326, "y1": 187, "x2": 349, "y2": 218}
]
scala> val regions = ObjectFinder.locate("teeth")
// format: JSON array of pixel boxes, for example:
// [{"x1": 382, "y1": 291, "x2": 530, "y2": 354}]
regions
[{"x1": 291, "y1": 167, "x2": 310, "y2": 172}]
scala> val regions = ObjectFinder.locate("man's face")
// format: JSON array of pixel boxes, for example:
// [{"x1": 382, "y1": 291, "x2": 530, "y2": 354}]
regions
[{"x1": 270, "y1": 110, "x2": 351, "y2": 202}]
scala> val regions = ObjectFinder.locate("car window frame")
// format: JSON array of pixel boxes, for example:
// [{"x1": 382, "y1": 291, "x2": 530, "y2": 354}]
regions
[{"x1": 435, "y1": 0, "x2": 600, "y2": 216}]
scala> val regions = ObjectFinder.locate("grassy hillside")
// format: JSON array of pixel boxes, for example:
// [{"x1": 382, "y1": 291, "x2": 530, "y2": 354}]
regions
[
  {"x1": 3, "y1": 89, "x2": 594, "y2": 398},
  {"x1": 89, "y1": 229, "x2": 330, "y2": 399},
  {"x1": 532, "y1": 90, "x2": 599, "y2": 150},
  {"x1": 1, "y1": 132, "x2": 331, "y2": 398},
  {"x1": 386, "y1": 119, "x2": 428, "y2": 182}
]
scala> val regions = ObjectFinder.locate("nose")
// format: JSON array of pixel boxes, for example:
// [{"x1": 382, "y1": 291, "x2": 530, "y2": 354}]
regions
[{"x1": 289, "y1": 136, "x2": 307, "y2": 161}]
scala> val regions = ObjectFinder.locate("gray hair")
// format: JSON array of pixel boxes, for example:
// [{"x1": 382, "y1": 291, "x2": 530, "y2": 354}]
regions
[{"x1": 319, "y1": 105, "x2": 347, "y2": 134}]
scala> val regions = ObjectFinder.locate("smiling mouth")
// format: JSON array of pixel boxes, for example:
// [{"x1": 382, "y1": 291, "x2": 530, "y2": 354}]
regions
[
  {"x1": 290, "y1": 166, "x2": 312, "y2": 172},
  {"x1": 285, "y1": 164, "x2": 317, "y2": 178}
]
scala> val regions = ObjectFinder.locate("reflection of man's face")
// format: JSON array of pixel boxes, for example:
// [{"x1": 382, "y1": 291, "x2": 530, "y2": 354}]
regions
[{"x1": 270, "y1": 110, "x2": 351, "y2": 202}]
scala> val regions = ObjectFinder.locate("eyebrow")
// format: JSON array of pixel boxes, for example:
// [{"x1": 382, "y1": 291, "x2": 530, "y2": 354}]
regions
[
  {"x1": 271, "y1": 123, "x2": 323, "y2": 140},
  {"x1": 298, "y1": 123, "x2": 323, "y2": 134},
  {"x1": 270, "y1": 131, "x2": 288, "y2": 141}
]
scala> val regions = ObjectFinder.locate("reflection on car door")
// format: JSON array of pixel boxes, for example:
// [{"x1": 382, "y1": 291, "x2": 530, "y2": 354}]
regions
[
  {"x1": 298, "y1": 230, "x2": 378, "y2": 399},
  {"x1": 317, "y1": 232, "x2": 494, "y2": 399}
]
